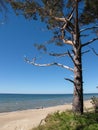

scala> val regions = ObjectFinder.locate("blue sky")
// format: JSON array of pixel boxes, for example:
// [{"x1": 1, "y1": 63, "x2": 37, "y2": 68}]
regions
[{"x1": 0, "y1": 9, "x2": 98, "y2": 94}]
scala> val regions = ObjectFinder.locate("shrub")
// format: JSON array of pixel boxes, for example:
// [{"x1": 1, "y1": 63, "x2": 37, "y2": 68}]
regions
[{"x1": 32, "y1": 111, "x2": 98, "y2": 130}]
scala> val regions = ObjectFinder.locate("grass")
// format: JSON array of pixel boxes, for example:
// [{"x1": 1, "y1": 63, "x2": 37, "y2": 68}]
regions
[{"x1": 32, "y1": 111, "x2": 98, "y2": 130}]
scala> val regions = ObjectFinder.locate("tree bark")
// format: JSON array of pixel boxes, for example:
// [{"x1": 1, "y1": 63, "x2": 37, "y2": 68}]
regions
[{"x1": 72, "y1": 43, "x2": 83, "y2": 114}]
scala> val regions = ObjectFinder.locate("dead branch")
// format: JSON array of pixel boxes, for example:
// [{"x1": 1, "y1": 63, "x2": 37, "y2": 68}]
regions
[
  {"x1": 67, "y1": 50, "x2": 74, "y2": 63},
  {"x1": 68, "y1": 7, "x2": 75, "y2": 21},
  {"x1": 67, "y1": 50, "x2": 81, "y2": 71},
  {"x1": 53, "y1": 16, "x2": 67, "y2": 22},
  {"x1": 62, "y1": 39, "x2": 73, "y2": 45},
  {"x1": 53, "y1": 15, "x2": 74, "y2": 34},
  {"x1": 61, "y1": 25, "x2": 73, "y2": 45},
  {"x1": 64, "y1": 78, "x2": 74, "y2": 84},
  {"x1": 52, "y1": 9, "x2": 74, "y2": 46},
  {"x1": 25, "y1": 57, "x2": 74, "y2": 72},
  {"x1": 49, "y1": 52, "x2": 68, "y2": 57},
  {"x1": 82, "y1": 37, "x2": 98, "y2": 47},
  {"x1": 80, "y1": 34, "x2": 89, "y2": 37},
  {"x1": 80, "y1": 26, "x2": 98, "y2": 33},
  {"x1": 81, "y1": 50, "x2": 90, "y2": 55}
]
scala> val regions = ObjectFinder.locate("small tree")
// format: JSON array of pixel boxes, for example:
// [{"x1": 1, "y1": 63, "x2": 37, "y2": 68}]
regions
[{"x1": 8, "y1": 0, "x2": 98, "y2": 114}]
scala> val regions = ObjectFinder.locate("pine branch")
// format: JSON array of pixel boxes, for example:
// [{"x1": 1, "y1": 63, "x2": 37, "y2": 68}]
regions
[
  {"x1": 25, "y1": 57, "x2": 74, "y2": 72},
  {"x1": 67, "y1": 50, "x2": 81, "y2": 72},
  {"x1": 81, "y1": 50, "x2": 90, "y2": 55},
  {"x1": 52, "y1": 10, "x2": 75, "y2": 45},
  {"x1": 62, "y1": 39, "x2": 73, "y2": 45},
  {"x1": 49, "y1": 52, "x2": 68, "y2": 57},
  {"x1": 92, "y1": 48, "x2": 98, "y2": 56},
  {"x1": 80, "y1": 34, "x2": 89, "y2": 37},
  {"x1": 68, "y1": 7, "x2": 75, "y2": 21},
  {"x1": 67, "y1": 50, "x2": 74, "y2": 63},
  {"x1": 80, "y1": 26, "x2": 98, "y2": 33},
  {"x1": 53, "y1": 16, "x2": 67, "y2": 22},
  {"x1": 53, "y1": 16, "x2": 74, "y2": 34},
  {"x1": 82, "y1": 37, "x2": 98, "y2": 47},
  {"x1": 64, "y1": 78, "x2": 74, "y2": 84},
  {"x1": 61, "y1": 24, "x2": 73, "y2": 45}
]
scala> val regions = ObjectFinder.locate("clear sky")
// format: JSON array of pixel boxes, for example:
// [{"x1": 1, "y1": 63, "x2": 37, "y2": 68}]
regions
[{"x1": 0, "y1": 8, "x2": 98, "y2": 94}]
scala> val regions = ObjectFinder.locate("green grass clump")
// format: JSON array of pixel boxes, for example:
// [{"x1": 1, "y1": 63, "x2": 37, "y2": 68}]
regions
[{"x1": 32, "y1": 111, "x2": 98, "y2": 130}]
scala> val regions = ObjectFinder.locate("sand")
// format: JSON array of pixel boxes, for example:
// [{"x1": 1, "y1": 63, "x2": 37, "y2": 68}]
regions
[{"x1": 0, "y1": 100, "x2": 92, "y2": 130}]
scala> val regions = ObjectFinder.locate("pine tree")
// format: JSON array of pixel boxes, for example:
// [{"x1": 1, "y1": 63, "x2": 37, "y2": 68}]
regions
[{"x1": 8, "y1": 0, "x2": 98, "y2": 114}]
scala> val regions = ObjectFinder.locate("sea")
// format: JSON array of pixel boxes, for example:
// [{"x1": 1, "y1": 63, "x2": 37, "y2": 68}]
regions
[{"x1": 0, "y1": 93, "x2": 98, "y2": 113}]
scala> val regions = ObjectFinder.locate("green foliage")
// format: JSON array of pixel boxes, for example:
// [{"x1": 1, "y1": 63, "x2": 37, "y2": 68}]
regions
[
  {"x1": 8, "y1": 0, "x2": 98, "y2": 43},
  {"x1": 32, "y1": 111, "x2": 98, "y2": 130},
  {"x1": 9, "y1": 0, "x2": 67, "y2": 45},
  {"x1": 8, "y1": 0, "x2": 98, "y2": 46},
  {"x1": 11, "y1": 0, "x2": 97, "y2": 26},
  {"x1": 80, "y1": 0, "x2": 98, "y2": 24},
  {"x1": 34, "y1": 44, "x2": 47, "y2": 52},
  {"x1": 10, "y1": 1, "x2": 39, "y2": 20},
  {"x1": 9, "y1": 0, "x2": 64, "y2": 21}
]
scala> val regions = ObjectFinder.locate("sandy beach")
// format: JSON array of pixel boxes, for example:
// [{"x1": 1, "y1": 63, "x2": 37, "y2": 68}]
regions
[{"x1": 0, "y1": 100, "x2": 92, "y2": 130}]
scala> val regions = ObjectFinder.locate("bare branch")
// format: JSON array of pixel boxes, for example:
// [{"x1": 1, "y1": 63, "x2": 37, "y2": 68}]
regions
[
  {"x1": 80, "y1": 34, "x2": 89, "y2": 37},
  {"x1": 62, "y1": 39, "x2": 73, "y2": 45},
  {"x1": 61, "y1": 22, "x2": 67, "y2": 30},
  {"x1": 68, "y1": 7, "x2": 75, "y2": 21},
  {"x1": 52, "y1": 10, "x2": 75, "y2": 44},
  {"x1": 80, "y1": 26, "x2": 98, "y2": 33},
  {"x1": 53, "y1": 16, "x2": 74, "y2": 34},
  {"x1": 49, "y1": 52, "x2": 68, "y2": 57},
  {"x1": 64, "y1": 78, "x2": 74, "y2": 84},
  {"x1": 53, "y1": 6, "x2": 75, "y2": 22},
  {"x1": 61, "y1": 24, "x2": 74, "y2": 45},
  {"x1": 53, "y1": 17, "x2": 67, "y2": 22},
  {"x1": 67, "y1": 50, "x2": 74, "y2": 63},
  {"x1": 68, "y1": 50, "x2": 81, "y2": 71},
  {"x1": 25, "y1": 57, "x2": 74, "y2": 72},
  {"x1": 92, "y1": 48, "x2": 98, "y2": 56},
  {"x1": 81, "y1": 50, "x2": 90, "y2": 55},
  {"x1": 82, "y1": 37, "x2": 98, "y2": 47},
  {"x1": 67, "y1": 50, "x2": 81, "y2": 72}
]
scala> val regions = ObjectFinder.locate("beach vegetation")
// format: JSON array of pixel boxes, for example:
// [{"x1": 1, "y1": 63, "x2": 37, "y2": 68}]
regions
[
  {"x1": 7, "y1": 0, "x2": 98, "y2": 114},
  {"x1": 32, "y1": 111, "x2": 98, "y2": 130},
  {"x1": 91, "y1": 96, "x2": 98, "y2": 113}
]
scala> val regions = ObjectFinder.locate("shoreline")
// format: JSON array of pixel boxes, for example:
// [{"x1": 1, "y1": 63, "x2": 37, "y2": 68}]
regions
[
  {"x1": 0, "y1": 102, "x2": 72, "y2": 114},
  {"x1": 0, "y1": 100, "x2": 93, "y2": 130},
  {"x1": 0, "y1": 98, "x2": 92, "y2": 114}
]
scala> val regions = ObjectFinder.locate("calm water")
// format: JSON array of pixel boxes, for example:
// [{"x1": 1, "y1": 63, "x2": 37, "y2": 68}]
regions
[{"x1": 0, "y1": 93, "x2": 98, "y2": 113}]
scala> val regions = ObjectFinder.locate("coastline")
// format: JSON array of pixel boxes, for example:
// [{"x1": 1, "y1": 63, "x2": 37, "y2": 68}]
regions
[{"x1": 0, "y1": 100, "x2": 92, "y2": 130}]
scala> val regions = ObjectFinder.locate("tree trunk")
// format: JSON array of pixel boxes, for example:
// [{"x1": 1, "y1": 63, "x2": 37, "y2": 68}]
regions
[
  {"x1": 72, "y1": 43, "x2": 83, "y2": 114},
  {"x1": 72, "y1": 0, "x2": 83, "y2": 114}
]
